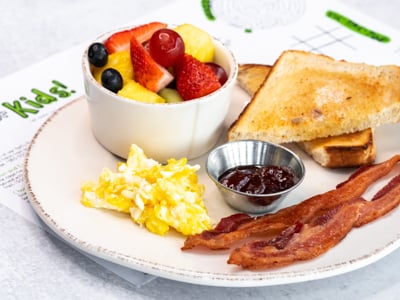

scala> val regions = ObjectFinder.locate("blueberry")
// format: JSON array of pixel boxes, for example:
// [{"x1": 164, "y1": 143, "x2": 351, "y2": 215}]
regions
[
  {"x1": 101, "y1": 68, "x2": 123, "y2": 93},
  {"x1": 88, "y1": 42, "x2": 108, "y2": 67}
]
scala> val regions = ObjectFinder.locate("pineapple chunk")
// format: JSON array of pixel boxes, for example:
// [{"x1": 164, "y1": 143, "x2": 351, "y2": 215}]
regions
[
  {"x1": 92, "y1": 50, "x2": 133, "y2": 84},
  {"x1": 118, "y1": 80, "x2": 166, "y2": 103},
  {"x1": 174, "y1": 23, "x2": 215, "y2": 63}
]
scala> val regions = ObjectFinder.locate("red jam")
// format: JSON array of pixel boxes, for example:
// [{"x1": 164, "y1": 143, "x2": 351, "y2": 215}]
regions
[{"x1": 218, "y1": 165, "x2": 298, "y2": 194}]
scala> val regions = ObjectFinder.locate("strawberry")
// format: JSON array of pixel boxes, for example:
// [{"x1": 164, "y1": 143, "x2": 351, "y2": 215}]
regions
[
  {"x1": 175, "y1": 54, "x2": 222, "y2": 100},
  {"x1": 130, "y1": 36, "x2": 173, "y2": 92},
  {"x1": 104, "y1": 22, "x2": 167, "y2": 54}
]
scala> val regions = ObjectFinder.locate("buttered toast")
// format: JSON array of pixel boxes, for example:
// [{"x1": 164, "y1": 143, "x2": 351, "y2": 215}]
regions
[
  {"x1": 236, "y1": 62, "x2": 376, "y2": 168},
  {"x1": 230, "y1": 50, "x2": 400, "y2": 145}
]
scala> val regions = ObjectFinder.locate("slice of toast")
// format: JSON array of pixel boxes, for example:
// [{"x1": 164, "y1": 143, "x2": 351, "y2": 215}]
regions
[
  {"x1": 230, "y1": 50, "x2": 400, "y2": 145},
  {"x1": 236, "y1": 63, "x2": 376, "y2": 168},
  {"x1": 237, "y1": 64, "x2": 271, "y2": 96},
  {"x1": 297, "y1": 129, "x2": 376, "y2": 168}
]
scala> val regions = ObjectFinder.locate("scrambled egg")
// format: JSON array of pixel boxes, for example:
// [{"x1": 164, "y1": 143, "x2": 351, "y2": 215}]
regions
[{"x1": 80, "y1": 144, "x2": 211, "y2": 236}]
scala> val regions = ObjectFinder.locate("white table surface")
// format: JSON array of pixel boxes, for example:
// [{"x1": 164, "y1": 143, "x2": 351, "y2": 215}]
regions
[{"x1": 1, "y1": 1, "x2": 400, "y2": 299}]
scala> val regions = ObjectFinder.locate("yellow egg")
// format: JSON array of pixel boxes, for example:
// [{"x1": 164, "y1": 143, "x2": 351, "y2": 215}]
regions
[{"x1": 80, "y1": 144, "x2": 211, "y2": 236}]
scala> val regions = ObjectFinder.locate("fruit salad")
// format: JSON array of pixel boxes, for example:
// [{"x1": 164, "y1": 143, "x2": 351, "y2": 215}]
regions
[{"x1": 88, "y1": 22, "x2": 228, "y2": 103}]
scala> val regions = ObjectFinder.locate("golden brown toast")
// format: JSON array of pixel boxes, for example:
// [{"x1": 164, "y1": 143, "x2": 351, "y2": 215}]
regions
[
  {"x1": 237, "y1": 64, "x2": 271, "y2": 96},
  {"x1": 230, "y1": 50, "x2": 400, "y2": 145},
  {"x1": 236, "y1": 62, "x2": 377, "y2": 168},
  {"x1": 297, "y1": 129, "x2": 376, "y2": 168}
]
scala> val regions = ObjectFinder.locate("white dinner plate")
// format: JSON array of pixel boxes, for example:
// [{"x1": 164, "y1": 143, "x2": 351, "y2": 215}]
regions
[{"x1": 24, "y1": 89, "x2": 400, "y2": 287}]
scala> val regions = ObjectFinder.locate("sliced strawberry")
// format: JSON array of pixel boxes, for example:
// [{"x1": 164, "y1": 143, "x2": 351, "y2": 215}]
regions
[
  {"x1": 105, "y1": 22, "x2": 167, "y2": 54},
  {"x1": 175, "y1": 54, "x2": 222, "y2": 100},
  {"x1": 130, "y1": 36, "x2": 173, "y2": 92}
]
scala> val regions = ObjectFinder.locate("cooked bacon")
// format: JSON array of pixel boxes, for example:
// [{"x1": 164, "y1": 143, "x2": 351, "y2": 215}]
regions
[
  {"x1": 210, "y1": 213, "x2": 253, "y2": 233},
  {"x1": 227, "y1": 172, "x2": 400, "y2": 269},
  {"x1": 227, "y1": 200, "x2": 363, "y2": 269},
  {"x1": 355, "y1": 174, "x2": 400, "y2": 227},
  {"x1": 182, "y1": 155, "x2": 400, "y2": 251}
]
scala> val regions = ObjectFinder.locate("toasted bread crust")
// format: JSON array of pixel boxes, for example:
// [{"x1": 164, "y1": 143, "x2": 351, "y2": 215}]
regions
[
  {"x1": 230, "y1": 50, "x2": 400, "y2": 144},
  {"x1": 297, "y1": 128, "x2": 376, "y2": 168},
  {"x1": 235, "y1": 59, "x2": 380, "y2": 168}
]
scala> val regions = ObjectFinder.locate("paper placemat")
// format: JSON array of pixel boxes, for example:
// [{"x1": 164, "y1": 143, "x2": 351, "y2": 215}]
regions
[{"x1": 1, "y1": 0, "x2": 399, "y2": 287}]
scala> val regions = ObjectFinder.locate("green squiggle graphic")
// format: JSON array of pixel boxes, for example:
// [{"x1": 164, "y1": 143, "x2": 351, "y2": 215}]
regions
[
  {"x1": 201, "y1": 0, "x2": 216, "y2": 21},
  {"x1": 326, "y1": 10, "x2": 390, "y2": 43}
]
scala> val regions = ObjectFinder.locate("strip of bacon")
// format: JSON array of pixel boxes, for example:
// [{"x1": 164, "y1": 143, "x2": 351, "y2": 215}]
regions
[
  {"x1": 182, "y1": 155, "x2": 400, "y2": 250},
  {"x1": 227, "y1": 200, "x2": 363, "y2": 269},
  {"x1": 227, "y1": 173, "x2": 400, "y2": 269},
  {"x1": 356, "y1": 174, "x2": 400, "y2": 227}
]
